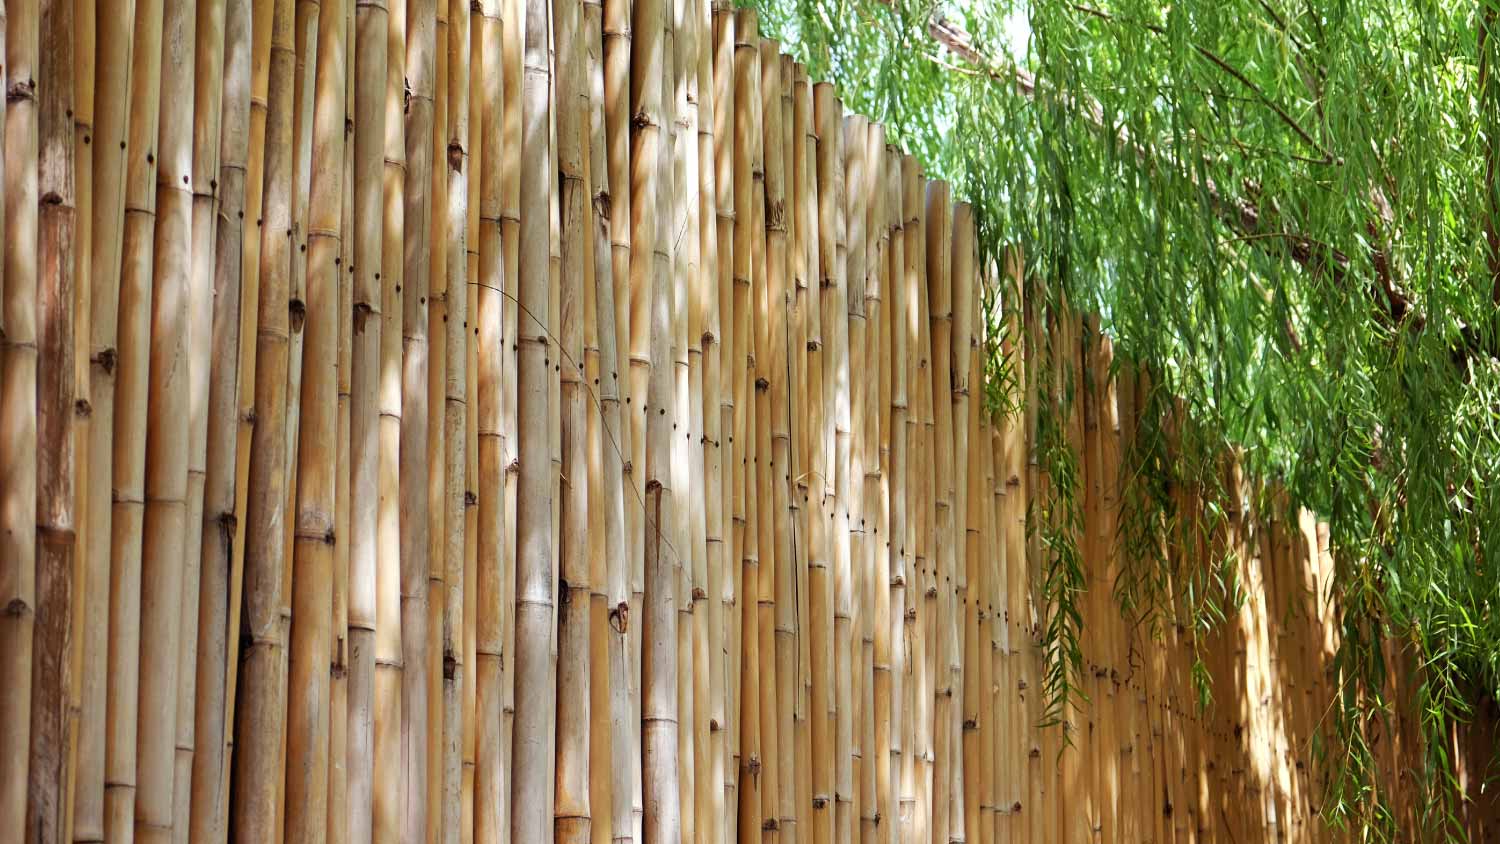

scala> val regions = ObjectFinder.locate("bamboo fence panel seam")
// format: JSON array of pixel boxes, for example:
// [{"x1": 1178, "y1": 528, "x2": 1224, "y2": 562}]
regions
[{"x1": 1, "y1": 4, "x2": 1486, "y2": 842}]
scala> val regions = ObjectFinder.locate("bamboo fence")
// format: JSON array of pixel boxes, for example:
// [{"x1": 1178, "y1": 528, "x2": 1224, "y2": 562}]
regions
[{"x1": 2, "y1": 1, "x2": 1490, "y2": 842}]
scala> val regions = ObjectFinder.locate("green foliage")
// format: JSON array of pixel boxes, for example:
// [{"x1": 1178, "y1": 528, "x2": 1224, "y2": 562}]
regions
[{"x1": 751, "y1": 0, "x2": 1500, "y2": 833}]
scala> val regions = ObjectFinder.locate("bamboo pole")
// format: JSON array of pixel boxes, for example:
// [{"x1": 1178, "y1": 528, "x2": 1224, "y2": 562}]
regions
[
  {"x1": 74, "y1": 0, "x2": 137, "y2": 835},
  {"x1": 601, "y1": 0, "x2": 640, "y2": 829},
  {"x1": 885, "y1": 146, "x2": 909, "y2": 844},
  {"x1": 510, "y1": 0, "x2": 556, "y2": 817},
  {"x1": 751, "y1": 37, "x2": 781, "y2": 844},
  {"x1": 839, "y1": 112, "x2": 864, "y2": 844},
  {"x1": 346, "y1": 0, "x2": 388, "y2": 835},
  {"x1": 759, "y1": 41, "x2": 798, "y2": 844},
  {"x1": 697, "y1": 4, "x2": 726, "y2": 841},
  {"x1": 860, "y1": 119, "x2": 885, "y2": 844},
  {"x1": 555, "y1": 0, "x2": 591, "y2": 827},
  {"x1": 168, "y1": 0, "x2": 227, "y2": 837},
  {"x1": 371, "y1": 0, "x2": 408, "y2": 836},
  {"x1": 952, "y1": 202, "x2": 981, "y2": 844},
  {"x1": 228, "y1": 0, "x2": 295, "y2": 834},
  {"x1": 640, "y1": 0, "x2": 680, "y2": 837},
  {"x1": 922, "y1": 178, "x2": 952, "y2": 844},
  {"x1": 184, "y1": 0, "x2": 251, "y2": 838},
  {"x1": 282, "y1": 0, "x2": 345, "y2": 835},
  {"x1": 472, "y1": 0, "x2": 505, "y2": 840},
  {"x1": 132, "y1": 0, "x2": 196, "y2": 839},
  {"x1": 792, "y1": 65, "x2": 818, "y2": 844},
  {"x1": 907, "y1": 161, "x2": 935, "y2": 844},
  {"x1": 682, "y1": 7, "x2": 713, "y2": 839},
  {"x1": 330, "y1": 25, "x2": 355, "y2": 838},
  {"x1": 0, "y1": 0, "x2": 38, "y2": 830},
  {"x1": 438, "y1": 0, "x2": 469, "y2": 838},
  {"x1": 28, "y1": 0, "x2": 77, "y2": 836},
  {"x1": 399, "y1": 0, "x2": 435, "y2": 834},
  {"x1": 710, "y1": 9, "x2": 740, "y2": 837},
  {"x1": 809, "y1": 79, "x2": 839, "y2": 844},
  {"x1": 66, "y1": 0, "x2": 94, "y2": 830}
]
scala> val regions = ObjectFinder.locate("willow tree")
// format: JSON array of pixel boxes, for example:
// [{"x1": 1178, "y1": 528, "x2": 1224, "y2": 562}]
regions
[{"x1": 754, "y1": 0, "x2": 1500, "y2": 837}]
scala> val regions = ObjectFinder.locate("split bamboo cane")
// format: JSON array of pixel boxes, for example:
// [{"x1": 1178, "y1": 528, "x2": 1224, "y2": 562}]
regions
[{"x1": 28, "y1": 0, "x2": 78, "y2": 837}]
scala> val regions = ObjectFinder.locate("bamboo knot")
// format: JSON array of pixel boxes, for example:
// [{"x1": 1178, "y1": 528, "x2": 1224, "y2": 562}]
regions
[
  {"x1": 464, "y1": 490, "x2": 477, "y2": 507},
  {"x1": 593, "y1": 190, "x2": 612, "y2": 219},
  {"x1": 692, "y1": 586, "x2": 707, "y2": 600},
  {"x1": 507, "y1": 458, "x2": 520, "y2": 475},
  {"x1": 1012, "y1": 802, "x2": 1022, "y2": 813},
  {"x1": 443, "y1": 650, "x2": 458, "y2": 680},
  {"x1": 609, "y1": 601, "x2": 629, "y2": 633},
  {"x1": 75, "y1": 398, "x2": 92, "y2": 418},
  {"x1": 42, "y1": 191, "x2": 63, "y2": 206},
  {"x1": 447, "y1": 141, "x2": 464, "y2": 172},
  {"x1": 963, "y1": 718, "x2": 977, "y2": 730},
  {"x1": 747, "y1": 755, "x2": 761, "y2": 777},
  {"x1": 925, "y1": 585, "x2": 937, "y2": 598},
  {"x1": 289, "y1": 299, "x2": 307, "y2": 332},
  {"x1": 762, "y1": 819, "x2": 778, "y2": 831},
  {"x1": 7, "y1": 78, "x2": 36, "y2": 102},
  {"x1": 812, "y1": 795, "x2": 828, "y2": 809},
  {"x1": 95, "y1": 347, "x2": 117, "y2": 374},
  {"x1": 4, "y1": 598, "x2": 33, "y2": 619}
]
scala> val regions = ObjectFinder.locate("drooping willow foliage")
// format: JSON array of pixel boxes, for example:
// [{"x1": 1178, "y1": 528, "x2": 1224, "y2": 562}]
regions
[{"x1": 748, "y1": 0, "x2": 1500, "y2": 835}]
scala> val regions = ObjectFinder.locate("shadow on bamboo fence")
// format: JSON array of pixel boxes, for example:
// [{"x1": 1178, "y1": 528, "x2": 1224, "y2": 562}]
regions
[{"x1": 1, "y1": 0, "x2": 1495, "y2": 841}]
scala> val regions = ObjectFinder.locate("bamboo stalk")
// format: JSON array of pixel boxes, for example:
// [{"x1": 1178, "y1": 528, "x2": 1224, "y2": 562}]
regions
[
  {"x1": 555, "y1": 0, "x2": 591, "y2": 827},
  {"x1": 438, "y1": 0, "x2": 469, "y2": 838},
  {"x1": 859, "y1": 118, "x2": 884, "y2": 844},
  {"x1": 639, "y1": 0, "x2": 680, "y2": 838},
  {"x1": 65, "y1": 0, "x2": 95, "y2": 830},
  {"x1": 810, "y1": 79, "x2": 839, "y2": 844},
  {"x1": 282, "y1": 0, "x2": 345, "y2": 835},
  {"x1": 697, "y1": 3, "x2": 726, "y2": 841},
  {"x1": 183, "y1": 0, "x2": 251, "y2": 839},
  {"x1": 904, "y1": 158, "x2": 933, "y2": 844},
  {"x1": 601, "y1": 0, "x2": 639, "y2": 830},
  {"x1": 730, "y1": 20, "x2": 759, "y2": 842},
  {"x1": 885, "y1": 146, "x2": 909, "y2": 844},
  {"x1": 73, "y1": 0, "x2": 136, "y2": 835},
  {"x1": 791, "y1": 64, "x2": 817, "y2": 844},
  {"x1": 228, "y1": 0, "x2": 295, "y2": 834},
  {"x1": 952, "y1": 201, "x2": 981, "y2": 844},
  {"x1": 346, "y1": 0, "x2": 388, "y2": 836},
  {"x1": 169, "y1": 0, "x2": 227, "y2": 837},
  {"x1": 472, "y1": 0, "x2": 505, "y2": 841},
  {"x1": 710, "y1": 9, "x2": 739, "y2": 836},
  {"x1": 27, "y1": 0, "x2": 77, "y2": 836},
  {"x1": 509, "y1": 0, "x2": 556, "y2": 819},
  {"x1": 330, "y1": 23, "x2": 355, "y2": 837},
  {"x1": 132, "y1": 0, "x2": 196, "y2": 839},
  {"x1": 0, "y1": 0, "x2": 37, "y2": 831},
  {"x1": 750, "y1": 38, "x2": 780, "y2": 844},
  {"x1": 496, "y1": 0, "x2": 520, "y2": 830},
  {"x1": 371, "y1": 0, "x2": 408, "y2": 836}
]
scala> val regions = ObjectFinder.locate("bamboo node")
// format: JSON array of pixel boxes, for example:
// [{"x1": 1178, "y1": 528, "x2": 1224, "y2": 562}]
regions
[
  {"x1": 692, "y1": 587, "x2": 707, "y2": 600},
  {"x1": 95, "y1": 347, "x2": 116, "y2": 374},
  {"x1": 289, "y1": 299, "x2": 307, "y2": 332},
  {"x1": 75, "y1": 398, "x2": 92, "y2": 418},
  {"x1": 5, "y1": 598, "x2": 33, "y2": 618},
  {"x1": 8, "y1": 78, "x2": 37, "y2": 102},
  {"x1": 812, "y1": 796, "x2": 828, "y2": 809},
  {"x1": 593, "y1": 190, "x2": 612, "y2": 220},
  {"x1": 447, "y1": 141, "x2": 465, "y2": 172},
  {"x1": 1012, "y1": 802, "x2": 1022, "y2": 813},
  {"x1": 762, "y1": 819, "x2": 778, "y2": 831},
  {"x1": 508, "y1": 458, "x2": 520, "y2": 474}
]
